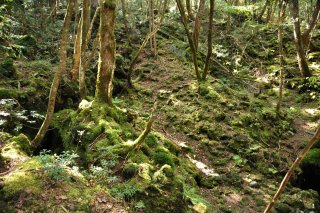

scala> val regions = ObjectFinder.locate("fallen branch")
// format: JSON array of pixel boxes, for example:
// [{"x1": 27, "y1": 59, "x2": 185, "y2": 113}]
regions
[
  {"x1": 131, "y1": 101, "x2": 158, "y2": 150},
  {"x1": 264, "y1": 124, "x2": 320, "y2": 213}
]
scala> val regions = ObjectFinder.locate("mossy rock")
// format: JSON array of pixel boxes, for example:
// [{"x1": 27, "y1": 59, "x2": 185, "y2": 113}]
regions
[
  {"x1": 153, "y1": 149, "x2": 175, "y2": 167},
  {"x1": 0, "y1": 58, "x2": 16, "y2": 78}
]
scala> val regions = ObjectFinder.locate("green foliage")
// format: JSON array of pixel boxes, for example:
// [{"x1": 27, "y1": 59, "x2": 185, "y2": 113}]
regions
[
  {"x1": 37, "y1": 150, "x2": 79, "y2": 181},
  {"x1": 110, "y1": 183, "x2": 140, "y2": 199},
  {"x1": 88, "y1": 150, "x2": 119, "y2": 184}
]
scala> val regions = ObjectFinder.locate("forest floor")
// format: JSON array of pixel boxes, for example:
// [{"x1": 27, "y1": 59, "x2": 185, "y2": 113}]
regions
[{"x1": 117, "y1": 36, "x2": 320, "y2": 212}]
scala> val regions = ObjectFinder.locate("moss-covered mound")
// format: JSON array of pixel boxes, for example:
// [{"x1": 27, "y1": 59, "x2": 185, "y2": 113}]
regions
[
  {"x1": 0, "y1": 132, "x2": 126, "y2": 212},
  {"x1": 51, "y1": 100, "x2": 211, "y2": 212}
]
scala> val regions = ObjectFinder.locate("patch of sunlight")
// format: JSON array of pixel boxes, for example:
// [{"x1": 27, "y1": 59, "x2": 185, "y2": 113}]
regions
[
  {"x1": 304, "y1": 108, "x2": 320, "y2": 116},
  {"x1": 225, "y1": 193, "x2": 242, "y2": 204},
  {"x1": 256, "y1": 76, "x2": 271, "y2": 84},
  {"x1": 2, "y1": 145, "x2": 28, "y2": 162},
  {"x1": 310, "y1": 62, "x2": 320, "y2": 71},
  {"x1": 304, "y1": 122, "x2": 318, "y2": 130},
  {"x1": 190, "y1": 81, "x2": 198, "y2": 91},
  {"x1": 187, "y1": 155, "x2": 219, "y2": 177}
]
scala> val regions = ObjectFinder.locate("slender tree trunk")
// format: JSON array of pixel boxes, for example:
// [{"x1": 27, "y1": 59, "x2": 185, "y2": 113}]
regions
[
  {"x1": 291, "y1": 0, "x2": 312, "y2": 77},
  {"x1": 176, "y1": 0, "x2": 201, "y2": 80},
  {"x1": 79, "y1": 0, "x2": 91, "y2": 100},
  {"x1": 276, "y1": 0, "x2": 287, "y2": 114},
  {"x1": 32, "y1": 0, "x2": 75, "y2": 148},
  {"x1": 18, "y1": 0, "x2": 27, "y2": 34},
  {"x1": 186, "y1": 0, "x2": 195, "y2": 20},
  {"x1": 73, "y1": 0, "x2": 80, "y2": 39},
  {"x1": 193, "y1": 0, "x2": 205, "y2": 51},
  {"x1": 258, "y1": 0, "x2": 270, "y2": 21},
  {"x1": 148, "y1": 0, "x2": 157, "y2": 55},
  {"x1": 202, "y1": 0, "x2": 214, "y2": 80},
  {"x1": 127, "y1": 0, "x2": 167, "y2": 87},
  {"x1": 95, "y1": 0, "x2": 116, "y2": 105},
  {"x1": 121, "y1": 0, "x2": 130, "y2": 41},
  {"x1": 70, "y1": 16, "x2": 82, "y2": 80},
  {"x1": 302, "y1": 0, "x2": 320, "y2": 49},
  {"x1": 264, "y1": 125, "x2": 320, "y2": 213}
]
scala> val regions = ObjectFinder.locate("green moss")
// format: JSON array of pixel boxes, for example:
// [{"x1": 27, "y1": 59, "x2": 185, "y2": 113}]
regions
[
  {"x1": 123, "y1": 163, "x2": 139, "y2": 178},
  {"x1": 145, "y1": 134, "x2": 158, "y2": 148},
  {"x1": 3, "y1": 171, "x2": 42, "y2": 197},
  {"x1": 130, "y1": 150, "x2": 150, "y2": 163},
  {"x1": 302, "y1": 148, "x2": 320, "y2": 167},
  {"x1": 11, "y1": 134, "x2": 31, "y2": 154},
  {"x1": 153, "y1": 149, "x2": 174, "y2": 167},
  {"x1": 0, "y1": 58, "x2": 16, "y2": 78}
]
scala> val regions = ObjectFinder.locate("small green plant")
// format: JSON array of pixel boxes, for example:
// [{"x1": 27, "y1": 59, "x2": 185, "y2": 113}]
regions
[
  {"x1": 88, "y1": 149, "x2": 119, "y2": 184},
  {"x1": 135, "y1": 200, "x2": 146, "y2": 209},
  {"x1": 110, "y1": 183, "x2": 140, "y2": 199},
  {"x1": 37, "y1": 150, "x2": 79, "y2": 181}
]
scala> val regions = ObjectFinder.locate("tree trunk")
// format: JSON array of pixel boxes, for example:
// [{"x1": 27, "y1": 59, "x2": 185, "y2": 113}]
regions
[
  {"x1": 276, "y1": 0, "x2": 287, "y2": 114},
  {"x1": 291, "y1": 0, "x2": 312, "y2": 78},
  {"x1": 193, "y1": 0, "x2": 205, "y2": 51},
  {"x1": 258, "y1": 0, "x2": 270, "y2": 22},
  {"x1": 79, "y1": 0, "x2": 91, "y2": 100},
  {"x1": 70, "y1": 16, "x2": 82, "y2": 80},
  {"x1": 73, "y1": 0, "x2": 80, "y2": 39},
  {"x1": 176, "y1": 0, "x2": 201, "y2": 80},
  {"x1": 32, "y1": 0, "x2": 75, "y2": 148},
  {"x1": 302, "y1": 0, "x2": 320, "y2": 49},
  {"x1": 186, "y1": 0, "x2": 195, "y2": 20},
  {"x1": 121, "y1": 0, "x2": 130, "y2": 41},
  {"x1": 127, "y1": 0, "x2": 168, "y2": 87},
  {"x1": 95, "y1": 0, "x2": 116, "y2": 105},
  {"x1": 202, "y1": 0, "x2": 214, "y2": 80}
]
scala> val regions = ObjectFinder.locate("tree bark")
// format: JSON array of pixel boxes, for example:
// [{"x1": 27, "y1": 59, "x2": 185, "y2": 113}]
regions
[
  {"x1": 121, "y1": 0, "x2": 130, "y2": 41},
  {"x1": 95, "y1": 0, "x2": 116, "y2": 105},
  {"x1": 302, "y1": 0, "x2": 320, "y2": 49},
  {"x1": 186, "y1": 0, "x2": 195, "y2": 20},
  {"x1": 176, "y1": 0, "x2": 201, "y2": 80},
  {"x1": 70, "y1": 16, "x2": 82, "y2": 80},
  {"x1": 290, "y1": 0, "x2": 312, "y2": 77},
  {"x1": 276, "y1": 0, "x2": 287, "y2": 114},
  {"x1": 264, "y1": 124, "x2": 320, "y2": 213},
  {"x1": 79, "y1": 0, "x2": 91, "y2": 100},
  {"x1": 202, "y1": 0, "x2": 214, "y2": 80},
  {"x1": 193, "y1": 0, "x2": 205, "y2": 51},
  {"x1": 32, "y1": 0, "x2": 75, "y2": 148}
]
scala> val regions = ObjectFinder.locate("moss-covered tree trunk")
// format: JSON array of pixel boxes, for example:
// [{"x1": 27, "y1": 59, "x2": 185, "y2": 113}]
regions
[
  {"x1": 290, "y1": 0, "x2": 312, "y2": 78},
  {"x1": 32, "y1": 0, "x2": 75, "y2": 148},
  {"x1": 79, "y1": 0, "x2": 91, "y2": 100},
  {"x1": 95, "y1": 0, "x2": 116, "y2": 105}
]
